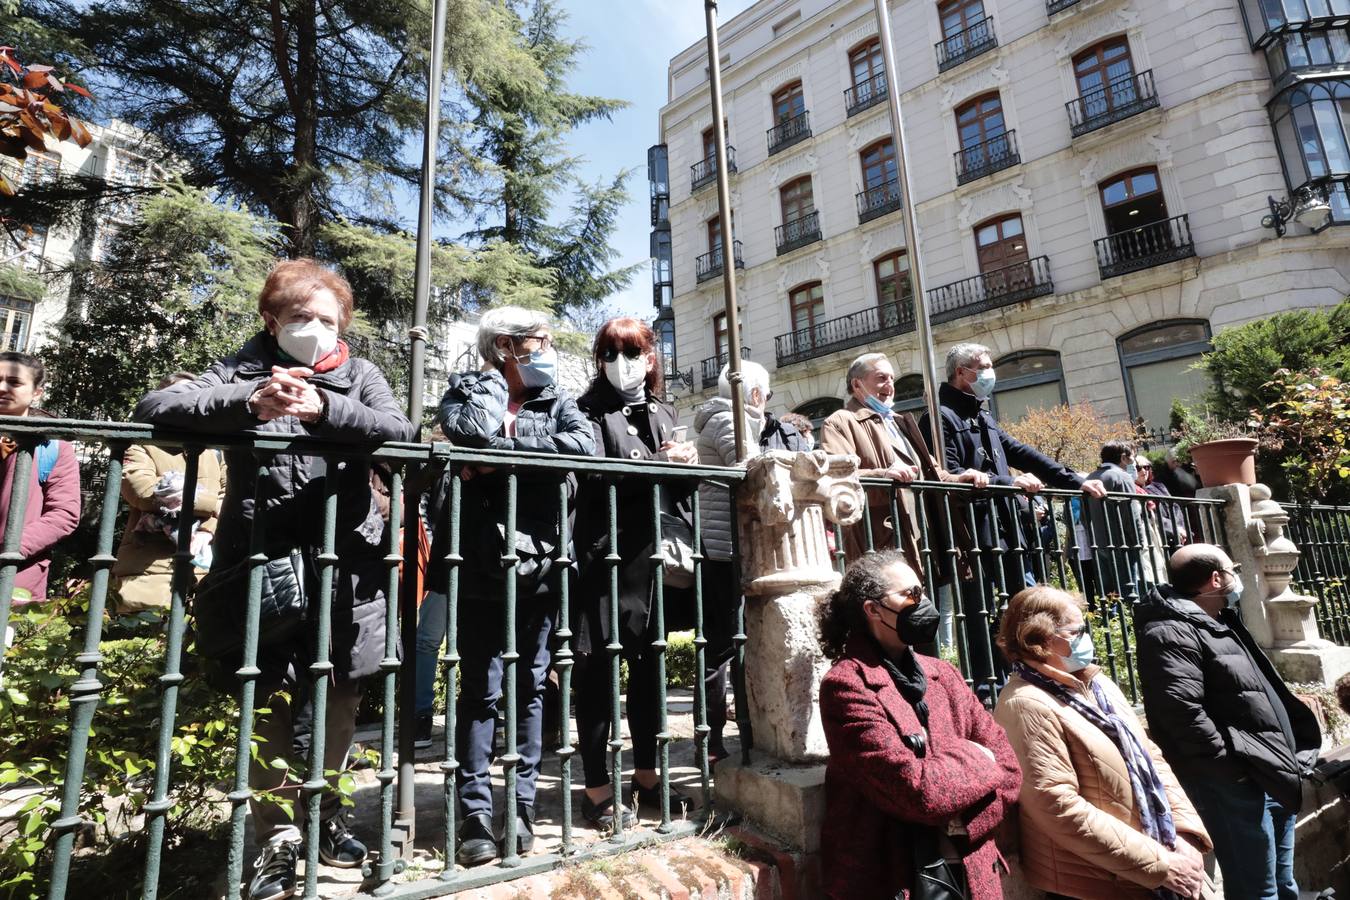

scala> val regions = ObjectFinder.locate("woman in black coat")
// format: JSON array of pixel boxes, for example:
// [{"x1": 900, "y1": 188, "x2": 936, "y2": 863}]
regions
[
  {"x1": 134, "y1": 259, "x2": 414, "y2": 900},
  {"x1": 573, "y1": 317, "x2": 699, "y2": 829}
]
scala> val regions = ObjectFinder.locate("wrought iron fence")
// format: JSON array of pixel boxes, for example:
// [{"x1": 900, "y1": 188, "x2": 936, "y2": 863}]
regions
[
  {"x1": 1094, "y1": 214, "x2": 1195, "y2": 279},
  {"x1": 1283, "y1": 503, "x2": 1350, "y2": 646},
  {"x1": 773, "y1": 296, "x2": 916, "y2": 367},
  {"x1": 774, "y1": 210, "x2": 822, "y2": 256},
  {"x1": 690, "y1": 147, "x2": 736, "y2": 193},
  {"x1": 766, "y1": 111, "x2": 811, "y2": 156},
  {"x1": 954, "y1": 130, "x2": 1020, "y2": 185},
  {"x1": 1066, "y1": 69, "x2": 1160, "y2": 137},
  {"x1": 927, "y1": 255, "x2": 1054, "y2": 323},
  {"x1": 844, "y1": 72, "x2": 888, "y2": 117},
  {"x1": 694, "y1": 240, "x2": 744, "y2": 284},
  {"x1": 0, "y1": 418, "x2": 749, "y2": 900},
  {"x1": 855, "y1": 178, "x2": 903, "y2": 224},
  {"x1": 699, "y1": 346, "x2": 753, "y2": 389},
  {"x1": 935, "y1": 17, "x2": 998, "y2": 72}
]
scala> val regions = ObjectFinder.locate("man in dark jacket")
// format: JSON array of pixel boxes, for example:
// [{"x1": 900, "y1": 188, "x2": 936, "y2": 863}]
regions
[
  {"x1": 1135, "y1": 543, "x2": 1322, "y2": 900},
  {"x1": 435, "y1": 306, "x2": 594, "y2": 867},
  {"x1": 919, "y1": 343, "x2": 1105, "y2": 702},
  {"x1": 1084, "y1": 440, "x2": 1150, "y2": 600},
  {"x1": 759, "y1": 409, "x2": 809, "y2": 452}
]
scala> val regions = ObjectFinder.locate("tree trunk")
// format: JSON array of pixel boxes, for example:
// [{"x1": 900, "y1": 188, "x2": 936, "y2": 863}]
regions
[{"x1": 270, "y1": 0, "x2": 321, "y2": 257}]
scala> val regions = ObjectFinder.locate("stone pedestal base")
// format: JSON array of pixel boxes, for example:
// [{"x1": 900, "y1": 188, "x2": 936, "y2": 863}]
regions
[
  {"x1": 744, "y1": 588, "x2": 834, "y2": 762},
  {"x1": 1269, "y1": 644, "x2": 1350, "y2": 690},
  {"x1": 714, "y1": 756, "x2": 826, "y2": 853}
]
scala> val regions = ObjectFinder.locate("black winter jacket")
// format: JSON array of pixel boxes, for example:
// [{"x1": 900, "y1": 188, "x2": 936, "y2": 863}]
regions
[
  {"x1": 434, "y1": 369, "x2": 593, "y2": 597},
  {"x1": 921, "y1": 382, "x2": 1084, "y2": 555},
  {"x1": 133, "y1": 332, "x2": 415, "y2": 681},
  {"x1": 759, "y1": 413, "x2": 809, "y2": 452},
  {"x1": 1134, "y1": 584, "x2": 1321, "y2": 809}
]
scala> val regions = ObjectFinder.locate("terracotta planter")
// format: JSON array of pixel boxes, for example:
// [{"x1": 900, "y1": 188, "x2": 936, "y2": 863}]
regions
[{"x1": 1189, "y1": 437, "x2": 1259, "y2": 487}]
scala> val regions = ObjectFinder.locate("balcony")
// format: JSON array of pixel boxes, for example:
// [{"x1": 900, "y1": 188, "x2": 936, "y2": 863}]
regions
[
  {"x1": 856, "y1": 179, "x2": 903, "y2": 224},
  {"x1": 936, "y1": 18, "x2": 997, "y2": 73},
  {"x1": 844, "y1": 72, "x2": 889, "y2": 117},
  {"x1": 701, "y1": 346, "x2": 753, "y2": 389},
  {"x1": 767, "y1": 111, "x2": 812, "y2": 156},
  {"x1": 954, "y1": 130, "x2": 1020, "y2": 185},
  {"x1": 695, "y1": 240, "x2": 745, "y2": 284},
  {"x1": 1239, "y1": 0, "x2": 1350, "y2": 49},
  {"x1": 1066, "y1": 70, "x2": 1160, "y2": 138},
  {"x1": 1094, "y1": 214, "x2": 1195, "y2": 279},
  {"x1": 1047, "y1": 0, "x2": 1081, "y2": 13},
  {"x1": 774, "y1": 298, "x2": 916, "y2": 367},
  {"x1": 926, "y1": 256, "x2": 1054, "y2": 324},
  {"x1": 691, "y1": 147, "x2": 736, "y2": 192},
  {"x1": 775, "y1": 210, "x2": 822, "y2": 256}
]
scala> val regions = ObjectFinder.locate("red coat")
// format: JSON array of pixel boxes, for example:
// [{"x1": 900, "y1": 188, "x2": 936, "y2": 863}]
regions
[
  {"x1": 0, "y1": 441, "x2": 80, "y2": 602},
  {"x1": 819, "y1": 636, "x2": 1022, "y2": 900}
]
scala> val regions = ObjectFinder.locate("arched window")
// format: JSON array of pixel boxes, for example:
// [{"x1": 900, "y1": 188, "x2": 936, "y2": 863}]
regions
[
  {"x1": 788, "y1": 281, "x2": 825, "y2": 343},
  {"x1": 849, "y1": 38, "x2": 883, "y2": 88},
  {"x1": 860, "y1": 138, "x2": 897, "y2": 190},
  {"x1": 1270, "y1": 79, "x2": 1350, "y2": 222},
  {"x1": 795, "y1": 397, "x2": 844, "y2": 429},
  {"x1": 772, "y1": 81, "x2": 805, "y2": 124},
  {"x1": 990, "y1": 351, "x2": 1065, "y2": 422},
  {"x1": 780, "y1": 175, "x2": 815, "y2": 224},
  {"x1": 1073, "y1": 38, "x2": 1137, "y2": 111},
  {"x1": 1116, "y1": 320, "x2": 1213, "y2": 429},
  {"x1": 874, "y1": 250, "x2": 913, "y2": 331},
  {"x1": 894, "y1": 374, "x2": 927, "y2": 414}
]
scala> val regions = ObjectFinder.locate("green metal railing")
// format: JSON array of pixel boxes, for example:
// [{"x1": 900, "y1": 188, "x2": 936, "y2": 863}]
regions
[
  {"x1": 1284, "y1": 503, "x2": 1350, "y2": 646},
  {"x1": 0, "y1": 417, "x2": 747, "y2": 900}
]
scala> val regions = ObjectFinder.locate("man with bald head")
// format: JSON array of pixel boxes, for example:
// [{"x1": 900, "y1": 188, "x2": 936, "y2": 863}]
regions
[{"x1": 1135, "y1": 543, "x2": 1322, "y2": 900}]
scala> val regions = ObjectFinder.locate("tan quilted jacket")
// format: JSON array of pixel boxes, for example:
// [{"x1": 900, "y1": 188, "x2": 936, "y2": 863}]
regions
[{"x1": 994, "y1": 665, "x2": 1218, "y2": 900}]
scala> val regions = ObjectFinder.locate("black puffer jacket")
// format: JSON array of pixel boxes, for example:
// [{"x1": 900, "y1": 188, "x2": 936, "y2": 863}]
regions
[
  {"x1": 759, "y1": 412, "x2": 809, "y2": 452},
  {"x1": 1134, "y1": 584, "x2": 1321, "y2": 809},
  {"x1": 434, "y1": 369, "x2": 593, "y2": 598},
  {"x1": 133, "y1": 332, "x2": 415, "y2": 681}
]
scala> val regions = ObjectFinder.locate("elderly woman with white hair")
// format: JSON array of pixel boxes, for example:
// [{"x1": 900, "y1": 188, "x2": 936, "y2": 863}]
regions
[
  {"x1": 693, "y1": 359, "x2": 772, "y2": 762},
  {"x1": 432, "y1": 305, "x2": 594, "y2": 867}
]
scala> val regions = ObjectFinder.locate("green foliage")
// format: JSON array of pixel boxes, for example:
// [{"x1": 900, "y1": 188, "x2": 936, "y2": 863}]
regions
[
  {"x1": 1198, "y1": 300, "x2": 1350, "y2": 424},
  {"x1": 0, "y1": 265, "x2": 43, "y2": 302},
  {"x1": 42, "y1": 182, "x2": 278, "y2": 419},
  {"x1": 1167, "y1": 399, "x2": 1253, "y2": 463},
  {"x1": 665, "y1": 630, "x2": 697, "y2": 690},
  {"x1": 1251, "y1": 370, "x2": 1350, "y2": 504},
  {"x1": 1086, "y1": 601, "x2": 1137, "y2": 694}
]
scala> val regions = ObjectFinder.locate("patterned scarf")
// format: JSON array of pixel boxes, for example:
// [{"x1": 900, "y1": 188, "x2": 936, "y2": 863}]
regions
[{"x1": 1013, "y1": 663, "x2": 1178, "y2": 896}]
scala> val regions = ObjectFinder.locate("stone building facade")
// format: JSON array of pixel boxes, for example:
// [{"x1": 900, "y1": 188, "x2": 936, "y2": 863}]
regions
[{"x1": 650, "y1": 0, "x2": 1350, "y2": 431}]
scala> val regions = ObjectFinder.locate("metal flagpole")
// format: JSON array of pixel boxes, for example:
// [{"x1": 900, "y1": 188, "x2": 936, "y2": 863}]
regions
[
  {"x1": 873, "y1": 0, "x2": 945, "y2": 458},
  {"x1": 704, "y1": 0, "x2": 748, "y2": 462},
  {"x1": 396, "y1": 0, "x2": 449, "y2": 858}
]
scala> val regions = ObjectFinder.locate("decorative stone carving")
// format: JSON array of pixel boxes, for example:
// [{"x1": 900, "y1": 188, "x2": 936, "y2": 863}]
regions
[
  {"x1": 957, "y1": 175, "x2": 1031, "y2": 228},
  {"x1": 941, "y1": 64, "x2": 1011, "y2": 111},
  {"x1": 841, "y1": 17, "x2": 878, "y2": 49},
  {"x1": 761, "y1": 60, "x2": 804, "y2": 93},
  {"x1": 847, "y1": 113, "x2": 891, "y2": 151},
  {"x1": 1248, "y1": 484, "x2": 1332, "y2": 649},
  {"x1": 1054, "y1": 3, "x2": 1138, "y2": 60},
  {"x1": 1078, "y1": 131, "x2": 1170, "y2": 188}
]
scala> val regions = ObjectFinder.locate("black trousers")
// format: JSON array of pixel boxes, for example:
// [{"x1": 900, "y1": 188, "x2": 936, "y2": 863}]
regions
[{"x1": 575, "y1": 649, "x2": 660, "y2": 788}]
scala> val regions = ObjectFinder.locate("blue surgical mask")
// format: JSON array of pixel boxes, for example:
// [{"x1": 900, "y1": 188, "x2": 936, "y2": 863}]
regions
[
  {"x1": 863, "y1": 394, "x2": 894, "y2": 417},
  {"x1": 971, "y1": 367, "x2": 996, "y2": 400},
  {"x1": 1062, "y1": 629, "x2": 1095, "y2": 672},
  {"x1": 1225, "y1": 574, "x2": 1244, "y2": 609},
  {"x1": 515, "y1": 346, "x2": 557, "y2": 389},
  {"x1": 1125, "y1": 463, "x2": 1138, "y2": 480}
]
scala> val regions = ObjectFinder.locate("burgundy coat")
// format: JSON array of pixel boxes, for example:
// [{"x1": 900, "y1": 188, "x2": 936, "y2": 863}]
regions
[
  {"x1": 0, "y1": 441, "x2": 80, "y2": 603},
  {"x1": 819, "y1": 635, "x2": 1022, "y2": 900}
]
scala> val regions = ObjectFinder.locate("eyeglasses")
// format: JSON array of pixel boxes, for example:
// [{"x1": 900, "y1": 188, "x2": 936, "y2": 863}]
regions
[
  {"x1": 1058, "y1": 622, "x2": 1089, "y2": 639},
  {"x1": 599, "y1": 345, "x2": 645, "y2": 363},
  {"x1": 1137, "y1": 464, "x2": 1152, "y2": 470},
  {"x1": 884, "y1": 585, "x2": 926, "y2": 604},
  {"x1": 515, "y1": 333, "x2": 554, "y2": 351}
]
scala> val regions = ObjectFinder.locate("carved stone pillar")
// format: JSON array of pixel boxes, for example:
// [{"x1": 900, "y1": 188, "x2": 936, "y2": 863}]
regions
[{"x1": 1248, "y1": 484, "x2": 1330, "y2": 649}]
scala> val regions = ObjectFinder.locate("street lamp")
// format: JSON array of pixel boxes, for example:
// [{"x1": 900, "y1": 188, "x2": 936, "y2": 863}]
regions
[{"x1": 1262, "y1": 179, "x2": 1333, "y2": 236}]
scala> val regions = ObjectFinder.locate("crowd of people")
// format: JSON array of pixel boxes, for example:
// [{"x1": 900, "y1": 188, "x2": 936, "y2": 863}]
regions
[{"x1": 0, "y1": 258, "x2": 1341, "y2": 900}]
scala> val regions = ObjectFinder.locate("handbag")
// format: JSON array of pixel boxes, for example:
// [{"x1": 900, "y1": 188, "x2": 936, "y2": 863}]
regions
[
  {"x1": 659, "y1": 511, "x2": 696, "y2": 589},
  {"x1": 191, "y1": 549, "x2": 309, "y2": 659},
  {"x1": 907, "y1": 826, "x2": 968, "y2": 900}
]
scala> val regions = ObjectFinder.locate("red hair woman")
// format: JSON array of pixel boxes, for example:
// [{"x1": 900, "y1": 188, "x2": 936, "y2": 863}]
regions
[{"x1": 572, "y1": 317, "x2": 699, "y2": 829}]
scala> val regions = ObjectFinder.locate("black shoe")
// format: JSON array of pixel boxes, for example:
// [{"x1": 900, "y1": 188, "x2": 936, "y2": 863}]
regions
[
  {"x1": 248, "y1": 840, "x2": 299, "y2": 900},
  {"x1": 413, "y1": 715, "x2": 433, "y2": 750},
  {"x1": 580, "y1": 793, "x2": 636, "y2": 831},
  {"x1": 456, "y1": 812, "x2": 497, "y2": 867},
  {"x1": 629, "y1": 779, "x2": 690, "y2": 815},
  {"x1": 515, "y1": 802, "x2": 535, "y2": 856},
  {"x1": 318, "y1": 812, "x2": 367, "y2": 868}
]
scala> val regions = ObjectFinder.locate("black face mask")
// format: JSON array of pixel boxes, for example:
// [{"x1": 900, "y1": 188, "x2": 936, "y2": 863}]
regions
[{"x1": 881, "y1": 596, "x2": 941, "y2": 646}]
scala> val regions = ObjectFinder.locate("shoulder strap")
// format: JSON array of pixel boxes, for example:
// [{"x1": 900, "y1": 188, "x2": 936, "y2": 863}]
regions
[{"x1": 36, "y1": 441, "x2": 61, "y2": 485}]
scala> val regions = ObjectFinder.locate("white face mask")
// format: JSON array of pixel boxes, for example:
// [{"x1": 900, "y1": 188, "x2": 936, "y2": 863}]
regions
[
  {"x1": 276, "y1": 318, "x2": 338, "y2": 366},
  {"x1": 605, "y1": 354, "x2": 648, "y2": 395}
]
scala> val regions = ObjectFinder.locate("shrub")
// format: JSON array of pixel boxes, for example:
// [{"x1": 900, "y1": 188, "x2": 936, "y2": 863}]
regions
[
  {"x1": 1250, "y1": 369, "x2": 1350, "y2": 505},
  {"x1": 1002, "y1": 403, "x2": 1138, "y2": 474}
]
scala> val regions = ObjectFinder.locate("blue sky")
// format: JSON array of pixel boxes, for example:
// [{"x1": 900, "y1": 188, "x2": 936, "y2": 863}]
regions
[{"x1": 536, "y1": 0, "x2": 758, "y2": 318}]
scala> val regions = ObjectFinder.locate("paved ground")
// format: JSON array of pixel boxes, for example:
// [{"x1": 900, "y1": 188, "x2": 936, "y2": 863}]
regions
[{"x1": 234, "y1": 688, "x2": 741, "y2": 898}]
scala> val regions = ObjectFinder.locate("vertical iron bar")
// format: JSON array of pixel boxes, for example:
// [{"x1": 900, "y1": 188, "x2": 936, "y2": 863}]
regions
[
  {"x1": 730, "y1": 481, "x2": 752, "y2": 761},
  {"x1": 691, "y1": 487, "x2": 711, "y2": 810},
  {"x1": 500, "y1": 472, "x2": 520, "y2": 866},
  {"x1": 1081, "y1": 508, "x2": 1119, "y2": 686},
  {"x1": 650, "y1": 483, "x2": 672, "y2": 832},
  {"x1": 47, "y1": 442, "x2": 124, "y2": 900},
  {"x1": 375, "y1": 467, "x2": 403, "y2": 888},
  {"x1": 941, "y1": 493, "x2": 972, "y2": 684},
  {"x1": 604, "y1": 481, "x2": 624, "y2": 840},
  {"x1": 0, "y1": 445, "x2": 34, "y2": 682},
  {"x1": 554, "y1": 481, "x2": 575, "y2": 855},
  {"x1": 440, "y1": 468, "x2": 462, "y2": 872},
  {"x1": 962, "y1": 501, "x2": 996, "y2": 699},
  {"x1": 140, "y1": 447, "x2": 201, "y2": 899}
]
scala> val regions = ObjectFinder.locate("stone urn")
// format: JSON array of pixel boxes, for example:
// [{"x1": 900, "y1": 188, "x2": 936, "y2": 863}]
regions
[{"x1": 1190, "y1": 437, "x2": 1258, "y2": 487}]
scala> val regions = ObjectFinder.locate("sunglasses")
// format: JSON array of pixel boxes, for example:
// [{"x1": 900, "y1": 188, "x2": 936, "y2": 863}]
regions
[{"x1": 600, "y1": 346, "x2": 646, "y2": 363}]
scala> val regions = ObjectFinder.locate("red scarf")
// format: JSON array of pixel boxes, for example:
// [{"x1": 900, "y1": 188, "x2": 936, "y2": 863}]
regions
[{"x1": 311, "y1": 340, "x2": 350, "y2": 374}]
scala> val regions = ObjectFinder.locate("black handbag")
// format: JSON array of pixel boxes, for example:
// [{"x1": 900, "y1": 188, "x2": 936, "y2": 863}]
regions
[
  {"x1": 191, "y1": 550, "x2": 309, "y2": 659},
  {"x1": 907, "y1": 826, "x2": 968, "y2": 900}
]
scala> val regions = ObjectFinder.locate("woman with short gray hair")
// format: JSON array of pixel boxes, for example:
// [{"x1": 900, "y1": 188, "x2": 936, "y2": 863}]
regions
[{"x1": 475, "y1": 306, "x2": 554, "y2": 368}]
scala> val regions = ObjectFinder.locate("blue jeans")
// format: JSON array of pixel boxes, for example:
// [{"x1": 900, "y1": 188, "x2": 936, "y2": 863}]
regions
[
  {"x1": 414, "y1": 591, "x2": 448, "y2": 718},
  {"x1": 1179, "y1": 774, "x2": 1298, "y2": 900}
]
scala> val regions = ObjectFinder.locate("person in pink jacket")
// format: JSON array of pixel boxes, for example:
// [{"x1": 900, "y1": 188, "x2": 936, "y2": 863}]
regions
[{"x1": 0, "y1": 352, "x2": 81, "y2": 604}]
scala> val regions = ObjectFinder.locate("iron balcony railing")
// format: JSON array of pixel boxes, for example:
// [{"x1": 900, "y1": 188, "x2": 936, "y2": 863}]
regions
[
  {"x1": 774, "y1": 296, "x2": 916, "y2": 367},
  {"x1": 954, "y1": 130, "x2": 1020, "y2": 185},
  {"x1": 1067, "y1": 69, "x2": 1160, "y2": 137},
  {"x1": 700, "y1": 345, "x2": 752, "y2": 388},
  {"x1": 0, "y1": 416, "x2": 750, "y2": 899},
  {"x1": 767, "y1": 110, "x2": 811, "y2": 155},
  {"x1": 1094, "y1": 214, "x2": 1195, "y2": 279},
  {"x1": 690, "y1": 146, "x2": 736, "y2": 192},
  {"x1": 844, "y1": 71, "x2": 889, "y2": 117},
  {"x1": 695, "y1": 239, "x2": 745, "y2": 283},
  {"x1": 1047, "y1": 0, "x2": 1081, "y2": 13},
  {"x1": 856, "y1": 178, "x2": 903, "y2": 224},
  {"x1": 926, "y1": 255, "x2": 1054, "y2": 323},
  {"x1": 1284, "y1": 503, "x2": 1350, "y2": 647},
  {"x1": 936, "y1": 17, "x2": 998, "y2": 72},
  {"x1": 775, "y1": 209, "x2": 822, "y2": 256},
  {"x1": 650, "y1": 191, "x2": 669, "y2": 227}
]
